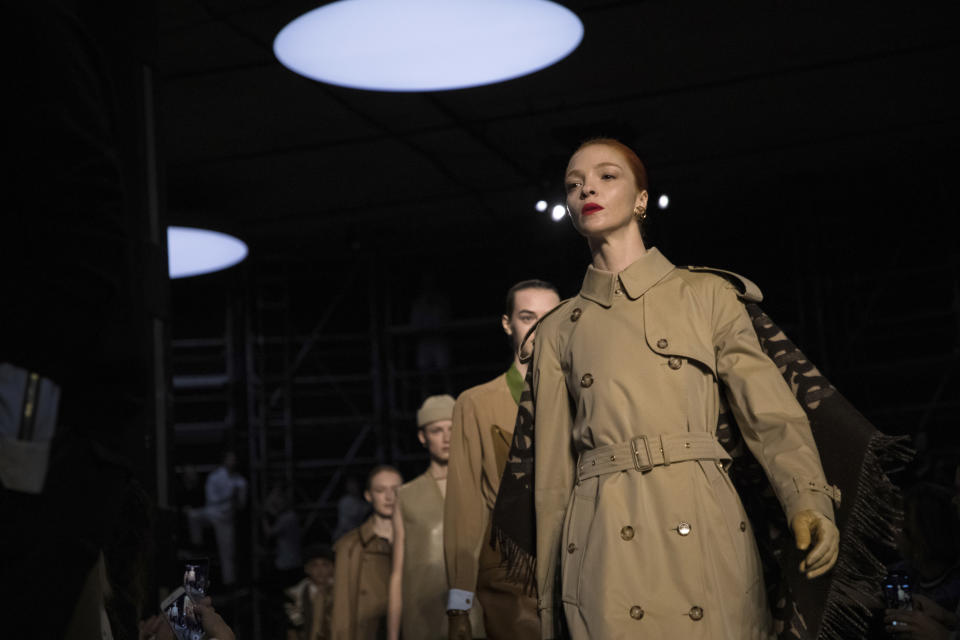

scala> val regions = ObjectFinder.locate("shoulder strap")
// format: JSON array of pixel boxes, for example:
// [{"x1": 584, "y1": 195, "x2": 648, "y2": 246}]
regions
[{"x1": 684, "y1": 265, "x2": 763, "y2": 303}]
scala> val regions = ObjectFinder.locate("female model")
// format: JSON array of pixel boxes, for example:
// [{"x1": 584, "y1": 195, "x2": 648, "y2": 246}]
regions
[{"x1": 531, "y1": 139, "x2": 840, "y2": 639}]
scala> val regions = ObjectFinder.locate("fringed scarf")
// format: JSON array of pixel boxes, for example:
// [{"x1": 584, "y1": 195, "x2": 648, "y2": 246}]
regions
[{"x1": 491, "y1": 301, "x2": 912, "y2": 639}]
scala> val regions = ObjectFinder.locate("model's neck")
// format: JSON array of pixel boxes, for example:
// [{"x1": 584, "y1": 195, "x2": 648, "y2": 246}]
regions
[
  {"x1": 428, "y1": 459, "x2": 447, "y2": 481},
  {"x1": 372, "y1": 512, "x2": 393, "y2": 543},
  {"x1": 588, "y1": 227, "x2": 647, "y2": 274}
]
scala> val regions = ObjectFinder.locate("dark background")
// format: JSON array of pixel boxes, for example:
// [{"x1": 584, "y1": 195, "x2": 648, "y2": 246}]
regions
[{"x1": 139, "y1": 0, "x2": 960, "y2": 632}]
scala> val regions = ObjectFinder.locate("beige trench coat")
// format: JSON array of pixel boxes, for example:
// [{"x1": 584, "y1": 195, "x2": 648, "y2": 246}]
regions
[
  {"x1": 444, "y1": 371, "x2": 538, "y2": 639},
  {"x1": 533, "y1": 248, "x2": 836, "y2": 640}
]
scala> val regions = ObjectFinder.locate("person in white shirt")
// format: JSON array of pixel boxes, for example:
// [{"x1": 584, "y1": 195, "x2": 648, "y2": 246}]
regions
[{"x1": 188, "y1": 451, "x2": 248, "y2": 585}]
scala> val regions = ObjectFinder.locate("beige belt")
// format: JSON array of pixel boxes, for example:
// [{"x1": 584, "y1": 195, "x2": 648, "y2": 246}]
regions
[{"x1": 576, "y1": 432, "x2": 730, "y2": 483}]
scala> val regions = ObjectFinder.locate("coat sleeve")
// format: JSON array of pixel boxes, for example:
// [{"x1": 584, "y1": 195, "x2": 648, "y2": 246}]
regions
[
  {"x1": 444, "y1": 391, "x2": 487, "y2": 594},
  {"x1": 711, "y1": 280, "x2": 835, "y2": 522},
  {"x1": 331, "y1": 535, "x2": 356, "y2": 640},
  {"x1": 533, "y1": 325, "x2": 576, "y2": 637}
]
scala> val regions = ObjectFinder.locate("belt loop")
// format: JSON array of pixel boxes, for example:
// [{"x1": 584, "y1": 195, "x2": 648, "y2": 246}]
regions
[{"x1": 660, "y1": 435, "x2": 670, "y2": 466}]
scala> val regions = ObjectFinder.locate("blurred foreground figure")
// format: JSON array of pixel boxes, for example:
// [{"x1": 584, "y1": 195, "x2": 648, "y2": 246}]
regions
[
  {"x1": 444, "y1": 281, "x2": 560, "y2": 640},
  {"x1": 388, "y1": 396, "x2": 485, "y2": 639},
  {"x1": 332, "y1": 465, "x2": 402, "y2": 640},
  {"x1": 1, "y1": 1, "x2": 151, "y2": 636}
]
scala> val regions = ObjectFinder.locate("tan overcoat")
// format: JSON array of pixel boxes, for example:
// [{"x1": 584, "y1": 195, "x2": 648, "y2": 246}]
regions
[
  {"x1": 332, "y1": 516, "x2": 391, "y2": 640},
  {"x1": 444, "y1": 371, "x2": 538, "y2": 639},
  {"x1": 533, "y1": 248, "x2": 837, "y2": 640},
  {"x1": 397, "y1": 472, "x2": 447, "y2": 639}
]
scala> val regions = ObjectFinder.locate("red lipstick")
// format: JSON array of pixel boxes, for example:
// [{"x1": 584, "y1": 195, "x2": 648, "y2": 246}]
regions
[{"x1": 582, "y1": 203, "x2": 603, "y2": 215}]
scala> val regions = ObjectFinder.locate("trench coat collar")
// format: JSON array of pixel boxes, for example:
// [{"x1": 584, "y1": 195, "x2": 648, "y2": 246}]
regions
[
  {"x1": 357, "y1": 515, "x2": 382, "y2": 547},
  {"x1": 579, "y1": 247, "x2": 675, "y2": 307}
]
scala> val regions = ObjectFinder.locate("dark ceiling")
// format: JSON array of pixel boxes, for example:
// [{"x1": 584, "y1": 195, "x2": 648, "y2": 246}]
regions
[
  {"x1": 158, "y1": 1, "x2": 959, "y2": 455},
  {"x1": 158, "y1": 0, "x2": 958, "y2": 257}
]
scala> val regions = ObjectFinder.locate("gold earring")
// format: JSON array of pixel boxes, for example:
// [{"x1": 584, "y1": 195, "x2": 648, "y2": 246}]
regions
[{"x1": 634, "y1": 205, "x2": 647, "y2": 221}]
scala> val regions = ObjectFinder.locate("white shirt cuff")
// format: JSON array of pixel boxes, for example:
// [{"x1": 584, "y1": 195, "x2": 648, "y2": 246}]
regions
[{"x1": 447, "y1": 589, "x2": 475, "y2": 611}]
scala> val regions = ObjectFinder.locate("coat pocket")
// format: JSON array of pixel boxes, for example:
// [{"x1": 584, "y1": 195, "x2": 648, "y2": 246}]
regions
[{"x1": 561, "y1": 476, "x2": 598, "y2": 606}]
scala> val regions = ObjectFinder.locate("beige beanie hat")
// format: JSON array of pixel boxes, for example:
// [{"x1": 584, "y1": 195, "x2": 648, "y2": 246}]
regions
[{"x1": 416, "y1": 394, "x2": 456, "y2": 428}]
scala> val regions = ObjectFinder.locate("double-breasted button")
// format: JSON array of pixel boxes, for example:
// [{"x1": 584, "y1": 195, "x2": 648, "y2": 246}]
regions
[
  {"x1": 570, "y1": 308, "x2": 582, "y2": 321},
  {"x1": 668, "y1": 356, "x2": 683, "y2": 370},
  {"x1": 580, "y1": 373, "x2": 594, "y2": 388},
  {"x1": 656, "y1": 338, "x2": 669, "y2": 349},
  {"x1": 567, "y1": 543, "x2": 577, "y2": 553},
  {"x1": 739, "y1": 521, "x2": 747, "y2": 532},
  {"x1": 677, "y1": 522, "x2": 691, "y2": 536},
  {"x1": 620, "y1": 526, "x2": 635, "y2": 541},
  {"x1": 629, "y1": 606, "x2": 644, "y2": 620},
  {"x1": 689, "y1": 606, "x2": 704, "y2": 621}
]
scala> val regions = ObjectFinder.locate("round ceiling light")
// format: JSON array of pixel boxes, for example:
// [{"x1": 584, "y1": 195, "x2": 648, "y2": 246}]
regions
[
  {"x1": 168, "y1": 227, "x2": 249, "y2": 279},
  {"x1": 273, "y1": 0, "x2": 584, "y2": 92}
]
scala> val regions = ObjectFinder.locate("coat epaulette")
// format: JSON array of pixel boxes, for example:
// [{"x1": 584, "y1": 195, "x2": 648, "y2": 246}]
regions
[
  {"x1": 685, "y1": 265, "x2": 763, "y2": 303},
  {"x1": 517, "y1": 298, "x2": 572, "y2": 363}
]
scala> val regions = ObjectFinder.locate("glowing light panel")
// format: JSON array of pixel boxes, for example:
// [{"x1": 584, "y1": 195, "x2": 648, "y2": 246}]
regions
[
  {"x1": 535, "y1": 200, "x2": 548, "y2": 212},
  {"x1": 274, "y1": 0, "x2": 584, "y2": 92},
  {"x1": 168, "y1": 227, "x2": 248, "y2": 279},
  {"x1": 551, "y1": 205, "x2": 566, "y2": 221},
  {"x1": 658, "y1": 194, "x2": 670, "y2": 209}
]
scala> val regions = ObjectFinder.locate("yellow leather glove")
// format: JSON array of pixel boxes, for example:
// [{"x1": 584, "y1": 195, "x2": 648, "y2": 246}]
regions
[
  {"x1": 447, "y1": 610, "x2": 472, "y2": 640},
  {"x1": 791, "y1": 509, "x2": 840, "y2": 579}
]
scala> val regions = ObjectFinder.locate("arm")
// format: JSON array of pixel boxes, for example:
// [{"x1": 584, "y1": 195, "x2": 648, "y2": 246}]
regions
[
  {"x1": 444, "y1": 393, "x2": 486, "y2": 610},
  {"x1": 712, "y1": 281, "x2": 839, "y2": 578},
  {"x1": 532, "y1": 328, "x2": 576, "y2": 639},
  {"x1": 387, "y1": 500, "x2": 405, "y2": 640}
]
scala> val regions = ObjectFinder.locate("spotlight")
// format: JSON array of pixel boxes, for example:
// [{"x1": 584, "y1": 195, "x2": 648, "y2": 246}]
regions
[
  {"x1": 658, "y1": 194, "x2": 669, "y2": 209},
  {"x1": 535, "y1": 200, "x2": 548, "y2": 212},
  {"x1": 168, "y1": 227, "x2": 248, "y2": 279},
  {"x1": 273, "y1": 0, "x2": 584, "y2": 92},
  {"x1": 551, "y1": 205, "x2": 566, "y2": 221}
]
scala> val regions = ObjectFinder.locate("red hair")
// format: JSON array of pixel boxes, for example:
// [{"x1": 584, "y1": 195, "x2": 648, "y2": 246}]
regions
[{"x1": 574, "y1": 138, "x2": 648, "y2": 192}]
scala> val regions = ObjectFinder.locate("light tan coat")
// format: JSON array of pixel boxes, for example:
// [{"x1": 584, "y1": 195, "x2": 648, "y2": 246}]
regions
[
  {"x1": 396, "y1": 472, "x2": 449, "y2": 639},
  {"x1": 332, "y1": 516, "x2": 391, "y2": 640},
  {"x1": 444, "y1": 372, "x2": 538, "y2": 639},
  {"x1": 533, "y1": 248, "x2": 835, "y2": 640}
]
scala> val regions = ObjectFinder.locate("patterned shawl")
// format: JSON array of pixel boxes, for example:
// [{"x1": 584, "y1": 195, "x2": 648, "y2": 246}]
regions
[{"x1": 491, "y1": 301, "x2": 912, "y2": 640}]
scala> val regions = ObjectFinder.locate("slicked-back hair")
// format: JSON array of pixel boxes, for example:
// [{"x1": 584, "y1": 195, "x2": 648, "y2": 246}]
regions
[
  {"x1": 574, "y1": 137, "x2": 648, "y2": 192},
  {"x1": 505, "y1": 279, "x2": 560, "y2": 318},
  {"x1": 365, "y1": 464, "x2": 401, "y2": 491}
]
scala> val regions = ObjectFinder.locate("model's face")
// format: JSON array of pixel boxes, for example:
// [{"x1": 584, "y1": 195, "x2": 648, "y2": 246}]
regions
[
  {"x1": 565, "y1": 144, "x2": 647, "y2": 238},
  {"x1": 365, "y1": 470, "x2": 402, "y2": 518},
  {"x1": 502, "y1": 287, "x2": 562, "y2": 354},
  {"x1": 418, "y1": 419, "x2": 452, "y2": 463}
]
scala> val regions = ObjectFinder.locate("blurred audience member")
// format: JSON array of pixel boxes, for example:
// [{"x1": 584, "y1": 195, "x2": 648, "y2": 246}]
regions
[
  {"x1": 892, "y1": 483, "x2": 960, "y2": 612},
  {"x1": 332, "y1": 465, "x2": 403, "y2": 640},
  {"x1": 333, "y1": 476, "x2": 370, "y2": 542},
  {"x1": 886, "y1": 472, "x2": 960, "y2": 639},
  {"x1": 410, "y1": 272, "x2": 452, "y2": 395},
  {"x1": 264, "y1": 485, "x2": 303, "y2": 583},
  {"x1": 188, "y1": 450, "x2": 248, "y2": 586},
  {"x1": 139, "y1": 596, "x2": 235, "y2": 640},
  {"x1": 285, "y1": 544, "x2": 336, "y2": 640}
]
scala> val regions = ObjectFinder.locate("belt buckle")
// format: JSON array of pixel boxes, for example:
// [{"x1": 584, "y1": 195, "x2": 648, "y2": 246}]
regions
[{"x1": 631, "y1": 435, "x2": 653, "y2": 473}]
